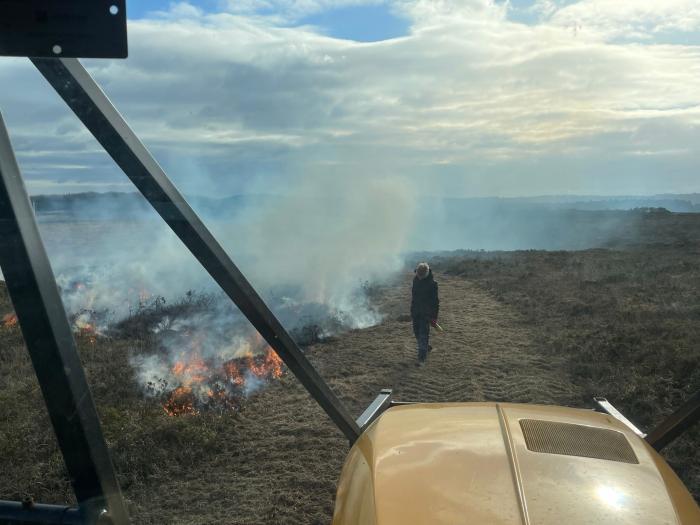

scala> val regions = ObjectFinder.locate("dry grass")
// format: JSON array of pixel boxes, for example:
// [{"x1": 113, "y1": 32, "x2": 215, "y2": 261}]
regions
[
  {"x1": 433, "y1": 245, "x2": 700, "y2": 497},
  {"x1": 1, "y1": 272, "x2": 586, "y2": 524},
  {"x1": 1, "y1": 211, "x2": 699, "y2": 522}
]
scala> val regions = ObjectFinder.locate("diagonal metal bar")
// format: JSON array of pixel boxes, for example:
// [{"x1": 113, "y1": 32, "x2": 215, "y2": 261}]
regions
[
  {"x1": 646, "y1": 391, "x2": 700, "y2": 451},
  {"x1": 356, "y1": 389, "x2": 393, "y2": 430},
  {"x1": 31, "y1": 57, "x2": 361, "y2": 443},
  {"x1": 0, "y1": 112, "x2": 129, "y2": 524},
  {"x1": 593, "y1": 397, "x2": 646, "y2": 438}
]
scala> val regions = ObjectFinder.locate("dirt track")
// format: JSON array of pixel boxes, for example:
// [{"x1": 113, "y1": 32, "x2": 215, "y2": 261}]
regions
[
  {"x1": 325, "y1": 273, "x2": 583, "y2": 407},
  {"x1": 154, "y1": 273, "x2": 584, "y2": 524}
]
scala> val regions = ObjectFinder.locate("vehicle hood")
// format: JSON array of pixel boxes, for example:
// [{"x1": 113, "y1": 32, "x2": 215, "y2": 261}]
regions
[{"x1": 332, "y1": 402, "x2": 699, "y2": 525}]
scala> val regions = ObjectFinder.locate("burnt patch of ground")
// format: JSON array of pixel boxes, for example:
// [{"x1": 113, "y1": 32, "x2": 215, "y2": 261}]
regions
[{"x1": 111, "y1": 292, "x2": 215, "y2": 339}]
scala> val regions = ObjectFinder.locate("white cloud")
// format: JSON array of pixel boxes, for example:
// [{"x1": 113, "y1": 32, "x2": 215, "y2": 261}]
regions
[{"x1": 547, "y1": 0, "x2": 700, "y2": 41}]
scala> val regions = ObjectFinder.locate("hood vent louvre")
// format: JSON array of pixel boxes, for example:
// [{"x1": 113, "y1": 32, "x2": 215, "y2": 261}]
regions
[{"x1": 520, "y1": 419, "x2": 639, "y2": 464}]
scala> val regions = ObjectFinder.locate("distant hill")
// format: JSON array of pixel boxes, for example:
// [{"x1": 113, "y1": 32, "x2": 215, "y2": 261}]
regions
[
  {"x1": 31, "y1": 192, "x2": 152, "y2": 220},
  {"x1": 30, "y1": 192, "x2": 276, "y2": 221},
  {"x1": 25, "y1": 190, "x2": 700, "y2": 254},
  {"x1": 517, "y1": 194, "x2": 700, "y2": 212},
  {"x1": 30, "y1": 191, "x2": 700, "y2": 221},
  {"x1": 29, "y1": 192, "x2": 700, "y2": 251}
]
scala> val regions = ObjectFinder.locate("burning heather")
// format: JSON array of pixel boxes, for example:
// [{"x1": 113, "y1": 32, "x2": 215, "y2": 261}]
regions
[
  {"x1": 72, "y1": 311, "x2": 101, "y2": 344},
  {"x1": 160, "y1": 347, "x2": 283, "y2": 416},
  {"x1": 1, "y1": 308, "x2": 99, "y2": 347},
  {"x1": 101, "y1": 292, "x2": 283, "y2": 415},
  {"x1": 137, "y1": 320, "x2": 287, "y2": 416},
  {"x1": 2, "y1": 308, "x2": 101, "y2": 336},
  {"x1": 44, "y1": 258, "x2": 384, "y2": 416},
  {"x1": 2, "y1": 280, "x2": 369, "y2": 417},
  {"x1": 8, "y1": 178, "x2": 406, "y2": 419}
]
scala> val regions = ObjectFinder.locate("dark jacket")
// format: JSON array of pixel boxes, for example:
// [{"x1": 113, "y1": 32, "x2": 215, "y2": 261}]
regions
[{"x1": 411, "y1": 270, "x2": 439, "y2": 319}]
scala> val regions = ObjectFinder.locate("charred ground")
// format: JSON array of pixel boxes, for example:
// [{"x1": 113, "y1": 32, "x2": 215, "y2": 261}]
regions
[{"x1": 1, "y1": 210, "x2": 699, "y2": 524}]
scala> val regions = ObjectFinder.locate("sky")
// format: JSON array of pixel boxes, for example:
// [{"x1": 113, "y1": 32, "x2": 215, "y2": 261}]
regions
[{"x1": 0, "y1": 0, "x2": 699, "y2": 197}]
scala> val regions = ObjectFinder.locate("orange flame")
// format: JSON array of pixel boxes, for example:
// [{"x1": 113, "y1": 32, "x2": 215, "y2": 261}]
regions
[
  {"x1": 171, "y1": 354, "x2": 209, "y2": 385},
  {"x1": 249, "y1": 348, "x2": 283, "y2": 379},
  {"x1": 163, "y1": 386, "x2": 198, "y2": 416},
  {"x1": 2, "y1": 313, "x2": 18, "y2": 329},
  {"x1": 223, "y1": 347, "x2": 283, "y2": 385},
  {"x1": 223, "y1": 359, "x2": 246, "y2": 386},
  {"x1": 163, "y1": 346, "x2": 284, "y2": 416},
  {"x1": 73, "y1": 317, "x2": 98, "y2": 344}
]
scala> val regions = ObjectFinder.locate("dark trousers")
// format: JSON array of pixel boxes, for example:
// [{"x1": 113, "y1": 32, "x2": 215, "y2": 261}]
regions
[{"x1": 412, "y1": 315, "x2": 430, "y2": 362}]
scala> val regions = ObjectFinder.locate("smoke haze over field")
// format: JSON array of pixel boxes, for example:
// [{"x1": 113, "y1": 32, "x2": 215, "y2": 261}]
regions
[
  {"x1": 240, "y1": 175, "x2": 415, "y2": 307},
  {"x1": 27, "y1": 187, "x2": 682, "y2": 337},
  {"x1": 28, "y1": 174, "x2": 417, "y2": 407},
  {"x1": 4, "y1": 186, "x2": 697, "y2": 407},
  {"x1": 38, "y1": 174, "x2": 416, "y2": 324}
]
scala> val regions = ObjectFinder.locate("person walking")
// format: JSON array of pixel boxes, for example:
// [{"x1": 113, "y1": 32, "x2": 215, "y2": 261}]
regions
[{"x1": 411, "y1": 262, "x2": 439, "y2": 366}]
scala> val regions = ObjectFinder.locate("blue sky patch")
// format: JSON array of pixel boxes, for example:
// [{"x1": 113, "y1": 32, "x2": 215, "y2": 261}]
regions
[
  {"x1": 126, "y1": 0, "x2": 172, "y2": 19},
  {"x1": 300, "y1": 4, "x2": 410, "y2": 42},
  {"x1": 126, "y1": 0, "x2": 217, "y2": 19},
  {"x1": 497, "y1": 0, "x2": 540, "y2": 25}
]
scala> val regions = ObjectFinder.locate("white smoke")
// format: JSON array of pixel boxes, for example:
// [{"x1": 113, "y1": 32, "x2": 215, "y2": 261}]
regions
[
  {"x1": 42, "y1": 174, "x2": 416, "y2": 329},
  {"x1": 34, "y1": 170, "x2": 418, "y2": 408},
  {"x1": 234, "y1": 174, "x2": 415, "y2": 321}
]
